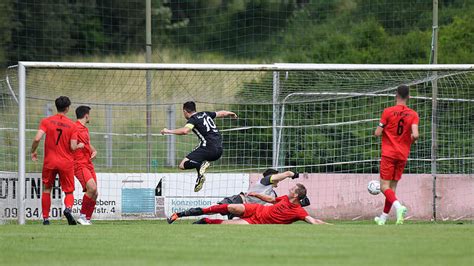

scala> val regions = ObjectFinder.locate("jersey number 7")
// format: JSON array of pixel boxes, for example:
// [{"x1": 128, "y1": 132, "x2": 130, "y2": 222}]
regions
[{"x1": 55, "y1": 128, "x2": 63, "y2": 145}]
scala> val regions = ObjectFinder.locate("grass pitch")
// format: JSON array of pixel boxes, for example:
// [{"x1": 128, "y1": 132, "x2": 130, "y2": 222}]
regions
[{"x1": 0, "y1": 220, "x2": 472, "y2": 266}]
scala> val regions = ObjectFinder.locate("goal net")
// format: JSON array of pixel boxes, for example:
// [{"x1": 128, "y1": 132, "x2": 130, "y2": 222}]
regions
[{"x1": 1, "y1": 63, "x2": 473, "y2": 224}]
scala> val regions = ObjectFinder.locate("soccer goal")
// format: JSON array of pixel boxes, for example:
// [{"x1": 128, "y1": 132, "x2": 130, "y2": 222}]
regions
[{"x1": 1, "y1": 62, "x2": 473, "y2": 224}]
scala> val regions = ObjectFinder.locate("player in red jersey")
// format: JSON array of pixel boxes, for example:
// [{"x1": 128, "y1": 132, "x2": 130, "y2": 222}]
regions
[
  {"x1": 167, "y1": 184, "x2": 329, "y2": 225},
  {"x1": 30, "y1": 96, "x2": 84, "y2": 225},
  {"x1": 374, "y1": 85, "x2": 419, "y2": 225},
  {"x1": 73, "y1": 106, "x2": 98, "y2": 225}
]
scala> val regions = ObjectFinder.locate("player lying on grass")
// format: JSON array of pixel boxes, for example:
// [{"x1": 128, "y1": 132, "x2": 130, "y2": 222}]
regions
[
  {"x1": 167, "y1": 183, "x2": 328, "y2": 225},
  {"x1": 217, "y1": 168, "x2": 301, "y2": 219},
  {"x1": 374, "y1": 84, "x2": 419, "y2": 225},
  {"x1": 160, "y1": 101, "x2": 237, "y2": 192}
]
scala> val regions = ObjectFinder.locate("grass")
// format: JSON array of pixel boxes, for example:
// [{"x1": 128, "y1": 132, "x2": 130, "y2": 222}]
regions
[{"x1": 0, "y1": 220, "x2": 472, "y2": 266}]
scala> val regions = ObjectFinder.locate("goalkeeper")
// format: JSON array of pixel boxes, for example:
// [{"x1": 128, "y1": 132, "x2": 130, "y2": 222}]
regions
[
  {"x1": 217, "y1": 169, "x2": 302, "y2": 219},
  {"x1": 167, "y1": 183, "x2": 328, "y2": 225}
]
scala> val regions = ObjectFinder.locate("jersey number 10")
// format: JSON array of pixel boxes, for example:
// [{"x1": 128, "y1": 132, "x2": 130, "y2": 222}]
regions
[{"x1": 203, "y1": 116, "x2": 217, "y2": 132}]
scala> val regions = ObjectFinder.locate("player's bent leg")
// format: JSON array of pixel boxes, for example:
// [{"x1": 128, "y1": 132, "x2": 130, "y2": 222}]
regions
[
  {"x1": 78, "y1": 179, "x2": 97, "y2": 225},
  {"x1": 86, "y1": 178, "x2": 98, "y2": 200},
  {"x1": 391, "y1": 161, "x2": 408, "y2": 224},
  {"x1": 182, "y1": 157, "x2": 203, "y2": 171},
  {"x1": 382, "y1": 180, "x2": 406, "y2": 225},
  {"x1": 179, "y1": 158, "x2": 189, "y2": 170}
]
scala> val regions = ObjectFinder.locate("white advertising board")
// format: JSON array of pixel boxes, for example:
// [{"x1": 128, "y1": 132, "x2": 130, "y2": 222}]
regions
[{"x1": 0, "y1": 172, "x2": 250, "y2": 220}]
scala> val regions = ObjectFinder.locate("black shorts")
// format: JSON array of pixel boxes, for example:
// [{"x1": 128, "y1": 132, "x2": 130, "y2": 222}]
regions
[
  {"x1": 218, "y1": 193, "x2": 244, "y2": 205},
  {"x1": 186, "y1": 146, "x2": 223, "y2": 163}
]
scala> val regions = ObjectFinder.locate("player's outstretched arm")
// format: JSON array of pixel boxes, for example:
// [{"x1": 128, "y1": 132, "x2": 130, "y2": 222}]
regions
[
  {"x1": 215, "y1": 110, "x2": 238, "y2": 118},
  {"x1": 304, "y1": 216, "x2": 332, "y2": 225},
  {"x1": 30, "y1": 130, "x2": 45, "y2": 161},
  {"x1": 160, "y1": 127, "x2": 192, "y2": 136},
  {"x1": 271, "y1": 171, "x2": 299, "y2": 184},
  {"x1": 247, "y1": 192, "x2": 276, "y2": 204}
]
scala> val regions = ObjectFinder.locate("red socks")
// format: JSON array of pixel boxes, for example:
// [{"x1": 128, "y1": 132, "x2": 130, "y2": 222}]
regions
[
  {"x1": 42, "y1": 192, "x2": 51, "y2": 219},
  {"x1": 43, "y1": 192, "x2": 95, "y2": 219},
  {"x1": 204, "y1": 218, "x2": 223, "y2": 224},
  {"x1": 81, "y1": 194, "x2": 96, "y2": 220},
  {"x1": 64, "y1": 193, "x2": 74, "y2": 209},
  {"x1": 202, "y1": 204, "x2": 229, "y2": 215},
  {"x1": 383, "y1": 198, "x2": 393, "y2": 214},
  {"x1": 383, "y1": 189, "x2": 398, "y2": 205}
]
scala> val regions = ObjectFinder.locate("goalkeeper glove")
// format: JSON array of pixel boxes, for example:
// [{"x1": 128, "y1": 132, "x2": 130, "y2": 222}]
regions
[
  {"x1": 299, "y1": 196, "x2": 310, "y2": 207},
  {"x1": 291, "y1": 172, "x2": 299, "y2": 179}
]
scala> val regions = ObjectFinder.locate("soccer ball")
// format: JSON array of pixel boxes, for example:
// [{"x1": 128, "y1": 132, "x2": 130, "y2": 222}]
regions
[{"x1": 367, "y1": 180, "x2": 381, "y2": 195}]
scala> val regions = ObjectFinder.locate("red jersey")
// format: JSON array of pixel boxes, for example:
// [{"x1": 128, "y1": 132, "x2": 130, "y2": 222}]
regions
[
  {"x1": 256, "y1": 195, "x2": 308, "y2": 224},
  {"x1": 73, "y1": 121, "x2": 92, "y2": 165},
  {"x1": 379, "y1": 105, "x2": 419, "y2": 161},
  {"x1": 39, "y1": 114, "x2": 78, "y2": 169}
]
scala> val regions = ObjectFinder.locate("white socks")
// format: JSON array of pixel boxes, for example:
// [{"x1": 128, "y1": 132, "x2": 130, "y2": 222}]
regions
[
  {"x1": 380, "y1": 213, "x2": 389, "y2": 221},
  {"x1": 393, "y1": 200, "x2": 402, "y2": 210}
]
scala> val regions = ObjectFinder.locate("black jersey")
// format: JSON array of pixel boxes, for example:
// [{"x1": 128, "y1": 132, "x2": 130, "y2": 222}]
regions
[{"x1": 185, "y1": 111, "x2": 222, "y2": 148}]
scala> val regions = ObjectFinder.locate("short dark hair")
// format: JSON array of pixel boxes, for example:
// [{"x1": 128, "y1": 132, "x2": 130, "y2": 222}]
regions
[
  {"x1": 183, "y1": 101, "x2": 196, "y2": 113},
  {"x1": 75, "y1": 105, "x2": 91, "y2": 119},
  {"x1": 295, "y1": 183, "x2": 307, "y2": 200},
  {"x1": 262, "y1": 168, "x2": 279, "y2": 177},
  {"x1": 396, "y1": 85, "x2": 409, "y2": 99},
  {"x1": 55, "y1": 96, "x2": 71, "y2": 112}
]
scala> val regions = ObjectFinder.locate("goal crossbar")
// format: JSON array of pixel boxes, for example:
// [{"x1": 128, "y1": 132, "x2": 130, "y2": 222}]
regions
[{"x1": 17, "y1": 61, "x2": 474, "y2": 71}]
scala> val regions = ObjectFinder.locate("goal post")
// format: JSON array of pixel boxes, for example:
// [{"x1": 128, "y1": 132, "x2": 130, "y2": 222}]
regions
[{"x1": 4, "y1": 62, "x2": 474, "y2": 224}]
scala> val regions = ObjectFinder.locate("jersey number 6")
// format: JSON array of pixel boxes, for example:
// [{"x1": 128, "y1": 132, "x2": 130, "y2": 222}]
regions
[{"x1": 397, "y1": 119, "x2": 404, "y2": 136}]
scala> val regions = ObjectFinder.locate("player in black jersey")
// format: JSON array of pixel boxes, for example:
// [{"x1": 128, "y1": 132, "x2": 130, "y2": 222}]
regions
[{"x1": 160, "y1": 101, "x2": 237, "y2": 192}]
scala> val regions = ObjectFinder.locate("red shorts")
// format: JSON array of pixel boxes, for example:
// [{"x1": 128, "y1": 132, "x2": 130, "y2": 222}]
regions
[
  {"x1": 74, "y1": 163, "x2": 97, "y2": 192},
  {"x1": 42, "y1": 166, "x2": 75, "y2": 193},
  {"x1": 380, "y1": 156, "x2": 407, "y2": 181},
  {"x1": 241, "y1": 204, "x2": 262, "y2": 224}
]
